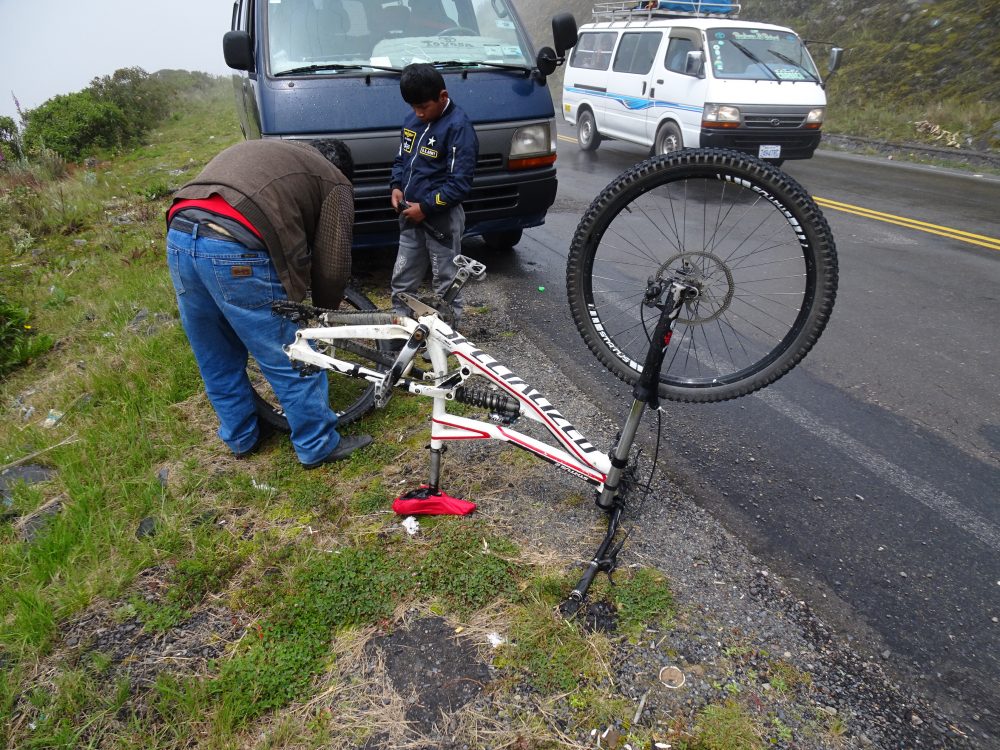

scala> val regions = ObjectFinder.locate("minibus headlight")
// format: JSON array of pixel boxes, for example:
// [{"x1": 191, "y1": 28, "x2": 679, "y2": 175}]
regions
[
  {"x1": 509, "y1": 122, "x2": 557, "y2": 170},
  {"x1": 702, "y1": 104, "x2": 741, "y2": 128},
  {"x1": 804, "y1": 107, "x2": 825, "y2": 129}
]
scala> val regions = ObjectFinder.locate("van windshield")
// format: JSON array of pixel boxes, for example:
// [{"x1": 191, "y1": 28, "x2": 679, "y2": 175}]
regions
[
  {"x1": 266, "y1": 0, "x2": 533, "y2": 75},
  {"x1": 706, "y1": 28, "x2": 818, "y2": 81}
]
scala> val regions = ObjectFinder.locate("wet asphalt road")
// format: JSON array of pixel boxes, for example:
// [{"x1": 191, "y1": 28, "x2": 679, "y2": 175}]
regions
[{"x1": 472, "y1": 131, "x2": 1000, "y2": 741}]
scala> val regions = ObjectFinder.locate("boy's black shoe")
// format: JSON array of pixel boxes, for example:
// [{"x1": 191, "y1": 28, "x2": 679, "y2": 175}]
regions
[
  {"x1": 302, "y1": 434, "x2": 373, "y2": 469},
  {"x1": 234, "y1": 421, "x2": 276, "y2": 459}
]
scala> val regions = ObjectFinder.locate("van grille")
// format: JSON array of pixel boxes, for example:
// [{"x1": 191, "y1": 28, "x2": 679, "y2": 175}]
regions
[
  {"x1": 354, "y1": 153, "x2": 505, "y2": 185},
  {"x1": 743, "y1": 113, "x2": 807, "y2": 129},
  {"x1": 354, "y1": 182, "x2": 519, "y2": 228}
]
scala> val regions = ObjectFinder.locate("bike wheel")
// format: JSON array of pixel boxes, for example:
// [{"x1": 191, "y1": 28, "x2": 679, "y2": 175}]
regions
[
  {"x1": 250, "y1": 286, "x2": 390, "y2": 432},
  {"x1": 566, "y1": 148, "x2": 838, "y2": 403}
]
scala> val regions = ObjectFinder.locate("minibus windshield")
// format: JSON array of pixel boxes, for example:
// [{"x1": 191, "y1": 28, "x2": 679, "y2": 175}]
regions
[
  {"x1": 707, "y1": 28, "x2": 819, "y2": 81},
  {"x1": 267, "y1": 0, "x2": 533, "y2": 75}
]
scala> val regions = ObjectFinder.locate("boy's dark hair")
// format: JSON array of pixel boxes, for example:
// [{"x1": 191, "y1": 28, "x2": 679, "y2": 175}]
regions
[
  {"x1": 399, "y1": 63, "x2": 446, "y2": 105},
  {"x1": 311, "y1": 138, "x2": 354, "y2": 182}
]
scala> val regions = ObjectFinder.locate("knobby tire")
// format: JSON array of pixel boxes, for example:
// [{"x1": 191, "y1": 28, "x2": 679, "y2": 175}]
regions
[
  {"x1": 252, "y1": 286, "x2": 388, "y2": 432},
  {"x1": 566, "y1": 148, "x2": 838, "y2": 403}
]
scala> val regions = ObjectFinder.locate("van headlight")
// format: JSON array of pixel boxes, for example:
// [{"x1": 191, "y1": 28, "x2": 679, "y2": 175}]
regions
[
  {"x1": 509, "y1": 121, "x2": 557, "y2": 169},
  {"x1": 510, "y1": 122, "x2": 553, "y2": 159},
  {"x1": 702, "y1": 104, "x2": 741, "y2": 128},
  {"x1": 804, "y1": 107, "x2": 825, "y2": 129},
  {"x1": 507, "y1": 120, "x2": 556, "y2": 169}
]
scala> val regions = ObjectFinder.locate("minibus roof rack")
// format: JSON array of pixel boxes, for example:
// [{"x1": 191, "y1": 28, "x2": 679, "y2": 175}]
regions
[{"x1": 591, "y1": 1, "x2": 741, "y2": 22}]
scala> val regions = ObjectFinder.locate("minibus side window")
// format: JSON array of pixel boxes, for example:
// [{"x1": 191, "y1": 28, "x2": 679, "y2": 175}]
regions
[
  {"x1": 570, "y1": 31, "x2": 618, "y2": 71},
  {"x1": 665, "y1": 36, "x2": 700, "y2": 75},
  {"x1": 612, "y1": 32, "x2": 662, "y2": 75}
]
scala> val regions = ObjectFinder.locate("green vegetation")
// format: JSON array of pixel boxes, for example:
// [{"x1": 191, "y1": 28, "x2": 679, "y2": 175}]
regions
[
  {"x1": 685, "y1": 700, "x2": 764, "y2": 750},
  {"x1": 0, "y1": 295, "x2": 53, "y2": 376}
]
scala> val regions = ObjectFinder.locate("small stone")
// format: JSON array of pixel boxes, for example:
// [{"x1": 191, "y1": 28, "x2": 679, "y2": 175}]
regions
[
  {"x1": 881, "y1": 649, "x2": 891, "y2": 660},
  {"x1": 136, "y1": 516, "x2": 158, "y2": 538}
]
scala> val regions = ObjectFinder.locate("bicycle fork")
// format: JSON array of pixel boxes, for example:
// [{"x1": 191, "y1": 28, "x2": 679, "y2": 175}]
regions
[{"x1": 566, "y1": 277, "x2": 697, "y2": 609}]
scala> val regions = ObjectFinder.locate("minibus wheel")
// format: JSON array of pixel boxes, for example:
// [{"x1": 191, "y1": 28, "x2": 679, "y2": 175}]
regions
[
  {"x1": 654, "y1": 122, "x2": 683, "y2": 156},
  {"x1": 578, "y1": 109, "x2": 602, "y2": 151}
]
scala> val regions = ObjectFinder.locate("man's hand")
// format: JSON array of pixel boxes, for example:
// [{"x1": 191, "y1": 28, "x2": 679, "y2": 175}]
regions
[{"x1": 391, "y1": 188, "x2": 404, "y2": 211}]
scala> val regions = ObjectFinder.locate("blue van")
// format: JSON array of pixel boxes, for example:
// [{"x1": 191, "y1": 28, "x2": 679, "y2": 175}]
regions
[{"x1": 223, "y1": 0, "x2": 577, "y2": 250}]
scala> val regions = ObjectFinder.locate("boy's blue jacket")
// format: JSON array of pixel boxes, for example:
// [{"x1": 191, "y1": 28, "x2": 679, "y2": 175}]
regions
[{"x1": 390, "y1": 99, "x2": 479, "y2": 217}]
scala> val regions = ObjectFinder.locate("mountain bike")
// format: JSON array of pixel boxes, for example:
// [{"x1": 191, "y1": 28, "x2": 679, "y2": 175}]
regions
[{"x1": 261, "y1": 149, "x2": 838, "y2": 606}]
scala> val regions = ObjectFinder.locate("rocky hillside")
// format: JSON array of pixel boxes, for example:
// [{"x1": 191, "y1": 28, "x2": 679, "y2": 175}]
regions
[{"x1": 516, "y1": 0, "x2": 1000, "y2": 150}]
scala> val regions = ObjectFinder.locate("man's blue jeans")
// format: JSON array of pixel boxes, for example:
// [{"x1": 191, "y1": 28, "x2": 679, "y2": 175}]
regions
[{"x1": 166, "y1": 226, "x2": 340, "y2": 464}]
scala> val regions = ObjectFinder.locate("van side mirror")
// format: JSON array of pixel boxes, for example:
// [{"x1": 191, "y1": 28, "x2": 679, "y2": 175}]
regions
[
  {"x1": 536, "y1": 47, "x2": 558, "y2": 77},
  {"x1": 223, "y1": 30, "x2": 254, "y2": 71},
  {"x1": 685, "y1": 50, "x2": 705, "y2": 78},
  {"x1": 551, "y1": 13, "x2": 578, "y2": 59},
  {"x1": 828, "y1": 47, "x2": 843, "y2": 76}
]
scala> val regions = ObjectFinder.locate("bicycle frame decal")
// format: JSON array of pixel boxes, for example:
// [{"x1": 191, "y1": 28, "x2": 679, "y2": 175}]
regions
[{"x1": 434, "y1": 329, "x2": 610, "y2": 486}]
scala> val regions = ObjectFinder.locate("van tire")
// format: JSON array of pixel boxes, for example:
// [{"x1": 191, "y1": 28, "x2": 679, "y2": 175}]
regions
[
  {"x1": 577, "y1": 110, "x2": 602, "y2": 151},
  {"x1": 482, "y1": 229, "x2": 522, "y2": 250},
  {"x1": 653, "y1": 122, "x2": 683, "y2": 156}
]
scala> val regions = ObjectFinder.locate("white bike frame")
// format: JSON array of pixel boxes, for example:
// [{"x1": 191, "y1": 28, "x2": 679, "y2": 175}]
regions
[{"x1": 284, "y1": 305, "x2": 613, "y2": 490}]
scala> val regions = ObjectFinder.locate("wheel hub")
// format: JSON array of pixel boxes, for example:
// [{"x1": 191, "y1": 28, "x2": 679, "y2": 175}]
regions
[{"x1": 656, "y1": 251, "x2": 735, "y2": 324}]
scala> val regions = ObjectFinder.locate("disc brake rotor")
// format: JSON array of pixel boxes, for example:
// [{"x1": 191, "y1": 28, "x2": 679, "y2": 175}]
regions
[{"x1": 656, "y1": 251, "x2": 735, "y2": 324}]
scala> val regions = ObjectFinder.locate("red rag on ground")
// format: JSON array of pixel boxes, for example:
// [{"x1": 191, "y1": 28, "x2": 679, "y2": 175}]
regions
[{"x1": 392, "y1": 487, "x2": 476, "y2": 516}]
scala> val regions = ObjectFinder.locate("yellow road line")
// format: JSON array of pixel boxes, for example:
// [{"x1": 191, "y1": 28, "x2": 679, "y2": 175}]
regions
[
  {"x1": 553, "y1": 134, "x2": 999, "y2": 251},
  {"x1": 814, "y1": 197, "x2": 1000, "y2": 251}
]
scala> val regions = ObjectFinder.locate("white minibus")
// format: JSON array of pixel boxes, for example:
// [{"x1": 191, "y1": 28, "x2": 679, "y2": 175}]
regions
[{"x1": 562, "y1": 1, "x2": 841, "y2": 162}]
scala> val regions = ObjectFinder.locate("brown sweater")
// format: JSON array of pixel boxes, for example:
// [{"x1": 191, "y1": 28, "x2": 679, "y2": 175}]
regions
[{"x1": 170, "y1": 139, "x2": 353, "y2": 308}]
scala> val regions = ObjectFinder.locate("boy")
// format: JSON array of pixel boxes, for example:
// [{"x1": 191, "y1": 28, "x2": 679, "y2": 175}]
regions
[{"x1": 390, "y1": 63, "x2": 478, "y2": 323}]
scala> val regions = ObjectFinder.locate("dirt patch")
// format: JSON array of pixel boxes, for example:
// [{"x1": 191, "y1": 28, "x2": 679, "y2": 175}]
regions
[
  {"x1": 59, "y1": 565, "x2": 242, "y2": 691},
  {"x1": 366, "y1": 615, "x2": 492, "y2": 739}
]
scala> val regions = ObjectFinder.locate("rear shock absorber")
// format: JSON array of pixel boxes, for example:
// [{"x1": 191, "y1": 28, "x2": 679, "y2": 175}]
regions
[{"x1": 454, "y1": 385, "x2": 520, "y2": 423}]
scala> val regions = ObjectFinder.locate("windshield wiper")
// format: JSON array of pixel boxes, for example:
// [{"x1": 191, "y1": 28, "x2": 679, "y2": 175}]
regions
[
  {"x1": 431, "y1": 59, "x2": 533, "y2": 74},
  {"x1": 727, "y1": 41, "x2": 779, "y2": 81},
  {"x1": 275, "y1": 63, "x2": 402, "y2": 77},
  {"x1": 767, "y1": 49, "x2": 819, "y2": 81}
]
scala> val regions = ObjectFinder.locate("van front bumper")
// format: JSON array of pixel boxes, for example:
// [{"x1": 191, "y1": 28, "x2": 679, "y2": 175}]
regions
[
  {"x1": 352, "y1": 166, "x2": 558, "y2": 249},
  {"x1": 700, "y1": 128, "x2": 821, "y2": 160}
]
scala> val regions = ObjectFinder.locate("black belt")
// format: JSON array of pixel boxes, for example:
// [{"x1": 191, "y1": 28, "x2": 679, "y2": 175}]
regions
[{"x1": 169, "y1": 217, "x2": 237, "y2": 242}]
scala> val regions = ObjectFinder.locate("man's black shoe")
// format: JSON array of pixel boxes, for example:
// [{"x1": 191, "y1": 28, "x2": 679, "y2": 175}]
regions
[
  {"x1": 302, "y1": 434, "x2": 373, "y2": 469},
  {"x1": 234, "y1": 420, "x2": 276, "y2": 459}
]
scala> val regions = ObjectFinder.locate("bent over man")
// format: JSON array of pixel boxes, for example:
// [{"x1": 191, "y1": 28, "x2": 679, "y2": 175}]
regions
[{"x1": 165, "y1": 138, "x2": 371, "y2": 468}]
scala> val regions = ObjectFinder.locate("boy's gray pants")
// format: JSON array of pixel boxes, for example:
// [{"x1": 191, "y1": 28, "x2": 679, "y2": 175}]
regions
[{"x1": 391, "y1": 205, "x2": 464, "y2": 321}]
